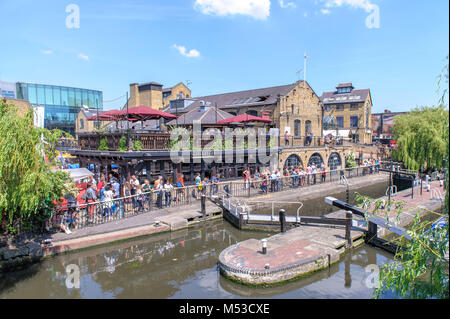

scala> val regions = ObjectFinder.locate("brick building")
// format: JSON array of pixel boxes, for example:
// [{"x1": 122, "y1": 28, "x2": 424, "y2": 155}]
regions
[
  {"x1": 162, "y1": 82, "x2": 192, "y2": 109},
  {"x1": 321, "y1": 82, "x2": 373, "y2": 144},
  {"x1": 126, "y1": 81, "x2": 192, "y2": 111},
  {"x1": 168, "y1": 80, "x2": 323, "y2": 146}
]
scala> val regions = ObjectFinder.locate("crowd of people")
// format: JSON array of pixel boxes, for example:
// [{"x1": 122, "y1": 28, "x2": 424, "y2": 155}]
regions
[{"x1": 59, "y1": 159, "x2": 381, "y2": 234}]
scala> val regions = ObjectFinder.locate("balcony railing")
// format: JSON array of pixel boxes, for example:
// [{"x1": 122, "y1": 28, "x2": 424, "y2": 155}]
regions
[{"x1": 78, "y1": 132, "x2": 171, "y2": 151}]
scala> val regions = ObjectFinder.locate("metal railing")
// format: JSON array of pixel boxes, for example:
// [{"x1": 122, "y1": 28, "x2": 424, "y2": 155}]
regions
[{"x1": 10, "y1": 164, "x2": 381, "y2": 236}]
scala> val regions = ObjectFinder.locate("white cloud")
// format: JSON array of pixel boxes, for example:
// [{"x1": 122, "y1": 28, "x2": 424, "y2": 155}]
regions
[
  {"x1": 320, "y1": 8, "x2": 331, "y2": 14},
  {"x1": 324, "y1": 0, "x2": 376, "y2": 12},
  {"x1": 77, "y1": 53, "x2": 89, "y2": 61},
  {"x1": 41, "y1": 50, "x2": 53, "y2": 55},
  {"x1": 172, "y1": 44, "x2": 201, "y2": 58},
  {"x1": 279, "y1": 0, "x2": 296, "y2": 9},
  {"x1": 194, "y1": 0, "x2": 271, "y2": 20}
]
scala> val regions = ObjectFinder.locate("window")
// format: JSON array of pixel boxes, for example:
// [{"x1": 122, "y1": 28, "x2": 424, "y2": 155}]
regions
[
  {"x1": 337, "y1": 87, "x2": 351, "y2": 94},
  {"x1": 53, "y1": 87, "x2": 61, "y2": 105},
  {"x1": 336, "y1": 105, "x2": 344, "y2": 111},
  {"x1": 68, "y1": 88, "x2": 75, "y2": 107},
  {"x1": 45, "y1": 86, "x2": 53, "y2": 105},
  {"x1": 61, "y1": 88, "x2": 69, "y2": 106},
  {"x1": 324, "y1": 105, "x2": 331, "y2": 111},
  {"x1": 294, "y1": 120, "x2": 300, "y2": 137},
  {"x1": 350, "y1": 103, "x2": 359, "y2": 110},
  {"x1": 366, "y1": 107, "x2": 369, "y2": 128},
  {"x1": 336, "y1": 116, "x2": 344, "y2": 128},
  {"x1": 28, "y1": 84, "x2": 37, "y2": 104},
  {"x1": 305, "y1": 120, "x2": 311, "y2": 136},
  {"x1": 88, "y1": 91, "x2": 94, "y2": 108},
  {"x1": 291, "y1": 104, "x2": 294, "y2": 113},
  {"x1": 246, "y1": 110, "x2": 258, "y2": 117},
  {"x1": 37, "y1": 85, "x2": 46, "y2": 105},
  {"x1": 350, "y1": 116, "x2": 359, "y2": 128},
  {"x1": 80, "y1": 119, "x2": 84, "y2": 129},
  {"x1": 75, "y1": 89, "x2": 82, "y2": 107},
  {"x1": 82, "y1": 90, "x2": 89, "y2": 107}
]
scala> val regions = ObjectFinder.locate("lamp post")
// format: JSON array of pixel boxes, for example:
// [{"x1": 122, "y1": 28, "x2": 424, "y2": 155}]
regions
[{"x1": 420, "y1": 166, "x2": 423, "y2": 196}]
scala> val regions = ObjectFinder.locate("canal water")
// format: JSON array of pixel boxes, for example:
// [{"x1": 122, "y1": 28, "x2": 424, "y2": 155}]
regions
[
  {"x1": 0, "y1": 219, "x2": 394, "y2": 299},
  {"x1": 254, "y1": 179, "x2": 390, "y2": 217},
  {"x1": 0, "y1": 180, "x2": 395, "y2": 299}
]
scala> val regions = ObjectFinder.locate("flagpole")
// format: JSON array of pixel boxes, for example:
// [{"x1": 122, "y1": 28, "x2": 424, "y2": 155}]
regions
[
  {"x1": 303, "y1": 52, "x2": 307, "y2": 88},
  {"x1": 126, "y1": 91, "x2": 130, "y2": 151}
]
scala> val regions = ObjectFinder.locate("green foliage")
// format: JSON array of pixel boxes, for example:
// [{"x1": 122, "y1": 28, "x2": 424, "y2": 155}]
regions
[
  {"x1": 0, "y1": 100, "x2": 73, "y2": 234},
  {"x1": 98, "y1": 137, "x2": 109, "y2": 151},
  {"x1": 355, "y1": 193, "x2": 449, "y2": 299},
  {"x1": 118, "y1": 135, "x2": 127, "y2": 152},
  {"x1": 132, "y1": 139, "x2": 143, "y2": 151},
  {"x1": 357, "y1": 57, "x2": 449, "y2": 299},
  {"x1": 391, "y1": 106, "x2": 448, "y2": 171},
  {"x1": 345, "y1": 152, "x2": 357, "y2": 168}
]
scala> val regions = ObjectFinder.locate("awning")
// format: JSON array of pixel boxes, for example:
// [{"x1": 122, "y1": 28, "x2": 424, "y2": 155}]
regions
[
  {"x1": 58, "y1": 168, "x2": 94, "y2": 181},
  {"x1": 323, "y1": 129, "x2": 350, "y2": 137}
]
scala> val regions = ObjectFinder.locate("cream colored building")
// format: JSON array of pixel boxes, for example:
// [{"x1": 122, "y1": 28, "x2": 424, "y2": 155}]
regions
[
  {"x1": 321, "y1": 82, "x2": 373, "y2": 144},
  {"x1": 162, "y1": 82, "x2": 192, "y2": 108},
  {"x1": 75, "y1": 107, "x2": 111, "y2": 139}
]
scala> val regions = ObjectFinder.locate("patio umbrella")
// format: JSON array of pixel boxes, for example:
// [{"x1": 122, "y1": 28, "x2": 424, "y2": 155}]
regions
[
  {"x1": 116, "y1": 106, "x2": 178, "y2": 131},
  {"x1": 216, "y1": 113, "x2": 272, "y2": 124},
  {"x1": 87, "y1": 109, "x2": 122, "y2": 130},
  {"x1": 87, "y1": 109, "x2": 121, "y2": 121},
  {"x1": 117, "y1": 106, "x2": 177, "y2": 121}
]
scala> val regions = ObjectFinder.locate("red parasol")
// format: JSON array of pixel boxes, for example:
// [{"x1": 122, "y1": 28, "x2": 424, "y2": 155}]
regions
[
  {"x1": 117, "y1": 106, "x2": 177, "y2": 121},
  {"x1": 87, "y1": 109, "x2": 121, "y2": 121}
]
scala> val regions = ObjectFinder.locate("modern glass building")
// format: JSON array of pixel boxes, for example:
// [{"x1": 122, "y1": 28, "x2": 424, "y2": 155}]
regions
[{"x1": 16, "y1": 82, "x2": 103, "y2": 136}]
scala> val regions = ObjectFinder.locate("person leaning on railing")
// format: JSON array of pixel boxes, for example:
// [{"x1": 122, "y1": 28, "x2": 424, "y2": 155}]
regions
[
  {"x1": 154, "y1": 176, "x2": 164, "y2": 209},
  {"x1": 123, "y1": 182, "x2": 132, "y2": 212},
  {"x1": 164, "y1": 179, "x2": 174, "y2": 207},
  {"x1": 85, "y1": 183, "x2": 97, "y2": 218}
]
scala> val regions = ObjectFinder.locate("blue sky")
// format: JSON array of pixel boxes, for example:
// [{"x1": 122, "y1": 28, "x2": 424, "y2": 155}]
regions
[{"x1": 0, "y1": 0, "x2": 448, "y2": 112}]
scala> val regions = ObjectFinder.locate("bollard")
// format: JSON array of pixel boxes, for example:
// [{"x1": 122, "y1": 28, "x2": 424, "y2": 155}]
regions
[
  {"x1": 345, "y1": 211, "x2": 352, "y2": 248},
  {"x1": 201, "y1": 194, "x2": 206, "y2": 217},
  {"x1": 261, "y1": 239, "x2": 267, "y2": 254},
  {"x1": 279, "y1": 209, "x2": 287, "y2": 233}
]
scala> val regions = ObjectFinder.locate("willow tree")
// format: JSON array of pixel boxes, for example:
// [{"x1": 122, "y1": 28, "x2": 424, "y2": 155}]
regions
[
  {"x1": 367, "y1": 56, "x2": 449, "y2": 299},
  {"x1": 391, "y1": 105, "x2": 448, "y2": 171},
  {"x1": 0, "y1": 100, "x2": 73, "y2": 234}
]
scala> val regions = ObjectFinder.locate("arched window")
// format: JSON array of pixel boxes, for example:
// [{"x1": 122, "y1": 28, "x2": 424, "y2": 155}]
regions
[
  {"x1": 328, "y1": 152, "x2": 342, "y2": 170},
  {"x1": 308, "y1": 153, "x2": 323, "y2": 167},
  {"x1": 294, "y1": 120, "x2": 300, "y2": 137},
  {"x1": 305, "y1": 120, "x2": 311, "y2": 136},
  {"x1": 284, "y1": 154, "x2": 302, "y2": 168}
]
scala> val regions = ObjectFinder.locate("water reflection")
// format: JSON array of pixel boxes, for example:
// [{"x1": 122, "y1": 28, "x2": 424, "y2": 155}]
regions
[{"x1": 0, "y1": 218, "x2": 393, "y2": 299}]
